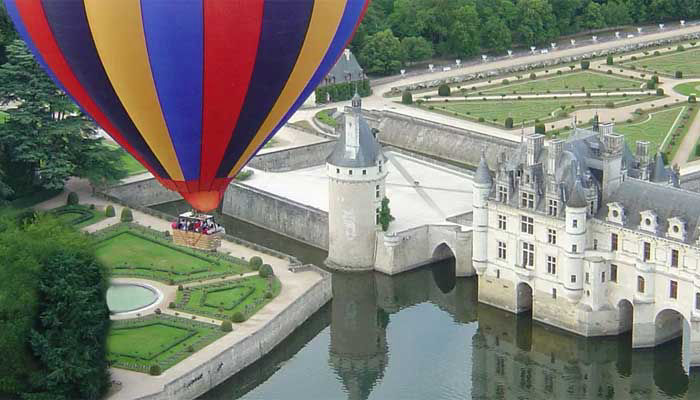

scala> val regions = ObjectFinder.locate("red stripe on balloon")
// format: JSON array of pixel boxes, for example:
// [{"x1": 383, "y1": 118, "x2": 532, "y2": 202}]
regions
[
  {"x1": 200, "y1": 0, "x2": 264, "y2": 191},
  {"x1": 14, "y1": 0, "x2": 160, "y2": 178}
]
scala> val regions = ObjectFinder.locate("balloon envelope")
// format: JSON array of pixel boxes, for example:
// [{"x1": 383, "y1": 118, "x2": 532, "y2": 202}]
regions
[{"x1": 4, "y1": 0, "x2": 370, "y2": 211}]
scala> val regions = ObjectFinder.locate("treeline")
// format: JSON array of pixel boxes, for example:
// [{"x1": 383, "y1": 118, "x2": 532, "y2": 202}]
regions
[{"x1": 351, "y1": 0, "x2": 700, "y2": 75}]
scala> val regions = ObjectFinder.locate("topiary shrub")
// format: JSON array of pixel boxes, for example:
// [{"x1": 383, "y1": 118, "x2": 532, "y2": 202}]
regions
[
  {"x1": 529, "y1": 72, "x2": 537, "y2": 80},
  {"x1": 168, "y1": 301, "x2": 176, "y2": 309},
  {"x1": 66, "y1": 191, "x2": 79, "y2": 206},
  {"x1": 607, "y1": 70, "x2": 613, "y2": 74},
  {"x1": 556, "y1": 70, "x2": 563, "y2": 75},
  {"x1": 265, "y1": 291, "x2": 273, "y2": 299},
  {"x1": 249, "y1": 256, "x2": 263, "y2": 270},
  {"x1": 89, "y1": 204, "x2": 95, "y2": 210},
  {"x1": 105, "y1": 205, "x2": 115, "y2": 217},
  {"x1": 259, "y1": 264, "x2": 274, "y2": 278},
  {"x1": 120, "y1": 208, "x2": 133, "y2": 222},
  {"x1": 505, "y1": 117, "x2": 514, "y2": 129},
  {"x1": 534, "y1": 123, "x2": 546, "y2": 134},
  {"x1": 677, "y1": 45, "x2": 685, "y2": 52},
  {"x1": 690, "y1": 95, "x2": 697, "y2": 103},
  {"x1": 676, "y1": 71, "x2": 683, "y2": 79},
  {"x1": 580, "y1": 60, "x2": 590, "y2": 70},
  {"x1": 656, "y1": 88, "x2": 665, "y2": 96},
  {"x1": 149, "y1": 365, "x2": 161, "y2": 376},
  {"x1": 606, "y1": 101, "x2": 615, "y2": 108},
  {"x1": 232, "y1": 312, "x2": 245, "y2": 323},
  {"x1": 478, "y1": 117, "x2": 485, "y2": 122},
  {"x1": 401, "y1": 90, "x2": 413, "y2": 105},
  {"x1": 221, "y1": 320, "x2": 233, "y2": 332},
  {"x1": 606, "y1": 55, "x2": 613, "y2": 65},
  {"x1": 646, "y1": 80, "x2": 656, "y2": 90},
  {"x1": 651, "y1": 75, "x2": 659, "y2": 84},
  {"x1": 437, "y1": 84, "x2": 451, "y2": 97}
]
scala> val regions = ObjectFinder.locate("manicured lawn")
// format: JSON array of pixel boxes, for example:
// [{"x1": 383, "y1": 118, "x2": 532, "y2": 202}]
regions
[
  {"x1": 104, "y1": 142, "x2": 147, "y2": 176},
  {"x1": 107, "y1": 315, "x2": 226, "y2": 373},
  {"x1": 478, "y1": 71, "x2": 642, "y2": 95},
  {"x1": 315, "y1": 109, "x2": 337, "y2": 127},
  {"x1": 424, "y1": 95, "x2": 647, "y2": 126},
  {"x1": 673, "y1": 81, "x2": 700, "y2": 96},
  {"x1": 624, "y1": 48, "x2": 700, "y2": 77},
  {"x1": 95, "y1": 226, "x2": 250, "y2": 284},
  {"x1": 52, "y1": 204, "x2": 106, "y2": 229},
  {"x1": 616, "y1": 106, "x2": 685, "y2": 155},
  {"x1": 174, "y1": 275, "x2": 281, "y2": 321}
]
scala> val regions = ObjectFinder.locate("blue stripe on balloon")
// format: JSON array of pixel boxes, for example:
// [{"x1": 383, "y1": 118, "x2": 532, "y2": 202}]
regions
[
  {"x1": 214, "y1": 0, "x2": 314, "y2": 177},
  {"x1": 250, "y1": 0, "x2": 367, "y2": 157},
  {"x1": 141, "y1": 0, "x2": 203, "y2": 181}
]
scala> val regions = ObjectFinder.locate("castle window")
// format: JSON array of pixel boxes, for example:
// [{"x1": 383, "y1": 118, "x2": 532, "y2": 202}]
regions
[
  {"x1": 611, "y1": 233, "x2": 618, "y2": 251},
  {"x1": 496, "y1": 269, "x2": 500, "y2": 279},
  {"x1": 589, "y1": 201, "x2": 595, "y2": 215},
  {"x1": 671, "y1": 249, "x2": 679, "y2": 268},
  {"x1": 571, "y1": 275, "x2": 577, "y2": 283},
  {"x1": 498, "y1": 241, "x2": 507, "y2": 260},
  {"x1": 593, "y1": 239, "x2": 598, "y2": 250},
  {"x1": 670, "y1": 280, "x2": 678, "y2": 299},
  {"x1": 498, "y1": 185, "x2": 508, "y2": 203},
  {"x1": 602, "y1": 271, "x2": 606, "y2": 282},
  {"x1": 349, "y1": 169, "x2": 353, "y2": 175},
  {"x1": 585, "y1": 272, "x2": 590, "y2": 284},
  {"x1": 637, "y1": 276, "x2": 645, "y2": 293},
  {"x1": 612, "y1": 210, "x2": 619, "y2": 218},
  {"x1": 496, "y1": 357, "x2": 505, "y2": 376},
  {"x1": 611, "y1": 264, "x2": 618, "y2": 282},
  {"x1": 521, "y1": 192, "x2": 535, "y2": 209},
  {"x1": 379, "y1": 166, "x2": 382, "y2": 173},
  {"x1": 548, "y1": 199, "x2": 558, "y2": 216},
  {"x1": 376, "y1": 208, "x2": 380, "y2": 224},
  {"x1": 521, "y1": 216, "x2": 534, "y2": 234},
  {"x1": 573, "y1": 219, "x2": 578, "y2": 228},
  {"x1": 572, "y1": 244, "x2": 577, "y2": 253},
  {"x1": 552, "y1": 288, "x2": 557, "y2": 299},
  {"x1": 547, "y1": 228, "x2": 557, "y2": 244},
  {"x1": 546, "y1": 255, "x2": 557, "y2": 275},
  {"x1": 336, "y1": 168, "x2": 340, "y2": 174},
  {"x1": 362, "y1": 169, "x2": 367, "y2": 175},
  {"x1": 376, "y1": 185, "x2": 380, "y2": 199},
  {"x1": 498, "y1": 214, "x2": 507, "y2": 230},
  {"x1": 522, "y1": 242, "x2": 534, "y2": 267},
  {"x1": 696, "y1": 293, "x2": 700, "y2": 310},
  {"x1": 643, "y1": 242, "x2": 651, "y2": 261}
]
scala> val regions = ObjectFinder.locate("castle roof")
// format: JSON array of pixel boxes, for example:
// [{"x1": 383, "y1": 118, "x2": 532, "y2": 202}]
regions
[
  {"x1": 474, "y1": 153, "x2": 492, "y2": 185},
  {"x1": 651, "y1": 152, "x2": 669, "y2": 183},
  {"x1": 325, "y1": 49, "x2": 364, "y2": 84},
  {"x1": 327, "y1": 111, "x2": 385, "y2": 168},
  {"x1": 567, "y1": 177, "x2": 588, "y2": 208}
]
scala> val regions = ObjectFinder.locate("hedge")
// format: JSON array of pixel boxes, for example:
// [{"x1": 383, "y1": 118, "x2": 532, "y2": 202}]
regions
[
  {"x1": 66, "y1": 191, "x2": 79, "y2": 206},
  {"x1": 401, "y1": 90, "x2": 413, "y2": 105},
  {"x1": 437, "y1": 84, "x2": 451, "y2": 97},
  {"x1": 606, "y1": 55, "x2": 613, "y2": 65},
  {"x1": 259, "y1": 264, "x2": 274, "y2": 278},
  {"x1": 505, "y1": 117, "x2": 514, "y2": 129},
  {"x1": 315, "y1": 79, "x2": 370, "y2": 104},
  {"x1": 676, "y1": 71, "x2": 683, "y2": 79},
  {"x1": 580, "y1": 60, "x2": 590, "y2": 70},
  {"x1": 249, "y1": 256, "x2": 263, "y2": 270},
  {"x1": 120, "y1": 208, "x2": 133, "y2": 222},
  {"x1": 105, "y1": 205, "x2": 115, "y2": 217}
]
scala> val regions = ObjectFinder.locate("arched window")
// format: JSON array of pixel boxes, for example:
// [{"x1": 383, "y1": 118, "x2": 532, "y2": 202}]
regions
[{"x1": 637, "y1": 276, "x2": 645, "y2": 293}]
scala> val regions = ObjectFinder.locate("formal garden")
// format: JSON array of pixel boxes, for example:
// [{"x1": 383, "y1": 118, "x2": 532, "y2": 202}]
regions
[
  {"x1": 616, "y1": 105, "x2": 695, "y2": 158},
  {"x1": 94, "y1": 224, "x2": 251, "y2": 284},
  {"x1": 623, "y1": 46, "x2": 700, "y2": 78},
  {"x1": 107, "y1": 314, "x2": 226, "y2": 374},
  {"x1": 472, "y1": 71, "x2": 644, "y2": 96}
]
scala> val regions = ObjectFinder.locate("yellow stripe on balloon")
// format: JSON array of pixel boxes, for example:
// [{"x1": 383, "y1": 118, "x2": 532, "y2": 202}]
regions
[
  {"x1": 227, "y1": 0, "x2": 346, "y2": 177},
  {"x1": 83, "y1": 0, "x2": 185, "y2": 181}
]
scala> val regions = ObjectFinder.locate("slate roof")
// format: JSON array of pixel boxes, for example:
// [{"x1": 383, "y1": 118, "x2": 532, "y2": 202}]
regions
[
  {"x1": 325, "y1": 50, "x2": 364, "y2": 84},
  {"x1": 567, "y1": 177, "x2": 589, "y2": 208},
  {"x1": 474, "y1": 153, "x2": 492, "y2": 185},
  {"x1": 327, "y1": 110, "x2": 385, "y2": 168}
]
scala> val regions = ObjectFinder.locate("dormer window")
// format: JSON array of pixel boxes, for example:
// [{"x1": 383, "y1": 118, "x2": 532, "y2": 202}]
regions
[
  {"x1": 498, "y1": 185, "x2": 508, "y2": 203},
  {"x1": 639, "y1": 211, "x2": 658, "y2": 234},
  {"x1": 667, "y1": 217, "x2": 687, "y2": 241},
  {"x1": 521, "y1": 192, "x2": 535, "y2": 209},
  {"x1": 607, "y1": 202, "x2": 624, "y2": 224}
]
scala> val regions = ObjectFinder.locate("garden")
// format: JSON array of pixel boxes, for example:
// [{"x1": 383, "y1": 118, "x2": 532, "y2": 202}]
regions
[
  {"x1": 623, "y1": 47, "x2": 700, "y2": 78},
  {"x1": 615, "y1": 105, "x2": 691, "y2": 158},
  {"x1": 51, "y1": 204, "x2": 105, "y2": 229},
  {"x1": 107, "y1": 314, "x2": 226, "y2": 374},
  {"x1": 476, "y1": 71, "x2": 643, "y2": 96},
  {"x1": 94, "y1": 224, "x2": 251, "y2": 284}
]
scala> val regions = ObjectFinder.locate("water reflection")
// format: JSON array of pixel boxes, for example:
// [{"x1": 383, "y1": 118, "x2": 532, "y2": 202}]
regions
[{"x1": 151, "y1": 202, "x2": 699, "y2": 399}]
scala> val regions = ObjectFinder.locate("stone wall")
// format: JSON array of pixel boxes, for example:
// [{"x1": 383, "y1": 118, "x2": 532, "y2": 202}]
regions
[
  {"x1": 222, "y1": 183, "x2": 329, "y2": 250},
  {"x1": 102, "y1": 176, "x2": 182, "y2": 207},
  {"x1": 137, "y1": 268, "x2": 332, "y2": 400},
  {"x1": 248, "y1": 140, "x2": 336, "y2": 172},
  {"x1": 680, "y1": 170, "x2": 700, "y2": 193}
]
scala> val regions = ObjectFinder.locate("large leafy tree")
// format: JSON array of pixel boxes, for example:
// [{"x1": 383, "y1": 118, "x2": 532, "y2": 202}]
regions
[
  {"x1": 515, "y1": 0, "x2": 559, "y2": 46},
  {"x1": 449, "y1": 4, "x2": 481, "y2": 57},
  {"x1": 401, "y1": 36, "x2": 434, "y2": 63},
  {"x1": 0, "y1": 40, "x2": 126, "y2": 198},
  {"x1": 359, "y1": 29, "x2": 405, "y2": 76}
]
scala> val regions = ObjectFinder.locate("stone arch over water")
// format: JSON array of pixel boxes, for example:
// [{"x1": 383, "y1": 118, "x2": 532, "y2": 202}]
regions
[
  {"x1": 515, "y1": 282, "x2": 533, "y2": 314},
  {"x1": 431, "y1": 243, "x2": 457, "y2": 294},
  {"x1": 654, "y1": 308, "x2": 692, "y2": 375}
]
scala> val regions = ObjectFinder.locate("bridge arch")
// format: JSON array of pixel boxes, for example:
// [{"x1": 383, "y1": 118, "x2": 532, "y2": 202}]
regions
[
  {"x1": 654, "y1": 308, "x2": 692, "y2": 376},
  {"x1": 431, "y1": 242, "x2": 456, "y2": 261},
  {"x1": 431, "y1": 243, "x2": 456, "y2": 294},
  {"x1": 515, "y1": 281, "x2": 533, "y2": 314}
]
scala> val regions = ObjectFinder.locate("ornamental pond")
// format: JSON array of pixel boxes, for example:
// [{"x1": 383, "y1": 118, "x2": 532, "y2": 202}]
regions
[{"x1": 153, "y1": 201, "x2": 700, "y2": 400}]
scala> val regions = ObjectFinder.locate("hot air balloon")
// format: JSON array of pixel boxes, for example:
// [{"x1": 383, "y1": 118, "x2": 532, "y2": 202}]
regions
[{"x1": 3, "y1": 0, "x2": 370, "y2": 212}]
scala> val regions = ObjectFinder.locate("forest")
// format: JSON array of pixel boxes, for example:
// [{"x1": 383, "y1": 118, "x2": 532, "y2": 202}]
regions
[{"x1": 352, "y1": 0, "x2": 700, "y2": 75}]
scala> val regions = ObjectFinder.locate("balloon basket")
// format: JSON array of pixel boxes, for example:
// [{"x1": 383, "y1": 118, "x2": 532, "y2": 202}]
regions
[
  {"x1": 172, "y1": 230, "x2": 222, "y2": 251},
  {"x1": 171, "y1": 211, "x2": 225, "y2": 251}
]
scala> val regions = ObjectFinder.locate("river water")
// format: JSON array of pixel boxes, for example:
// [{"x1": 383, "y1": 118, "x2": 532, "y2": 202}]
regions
[{"x1": 153, "y1": 201, "x2": 700, "y2": 400}]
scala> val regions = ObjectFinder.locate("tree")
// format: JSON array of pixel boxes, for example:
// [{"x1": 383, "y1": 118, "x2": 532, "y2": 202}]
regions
[
  {"x1": 402, "y1": 90, "x2": 414, "y2": 105},
  {"x1": 0, "y1": 41, "x2": 127, "y2": 197},
  {"x1": 401, "y1": 36, "x2": 433, "y2": 63},
  {"x1": 601, "y1": 0, "x2": 632, "y2": 27},
  {"x1": 481, "y1": 16, "x2": 512, "y2": 53},
  {"x1": 449, "y1": 4, "x2": 480, "y2": 57},
  {"x1": 120, "y1": 208, "x2": 133, "y2": 222},
  {"x1": 249, "y1": 256, "x2": 263, "y2": 270},
  {"x1": 515, "y1": 0, "x2": 558, "y2": 46},
  {"x1": 349, "y1": 2, "x2": 389, "y2": 54},
  {"x1": 580, "y1": 1, "x2": 605, "y2": 30},
  {"x1": 259, "y1": 264, "x2": 274, "y2": 278},
  {"x1": 438, "y1": 84, "x2": 451, "y2": 97},
  {"x1": 535, "y1": 123, "x2": 546, "y2": 134},
  {"x1": 358, "y1": 29, "x2": 404, "y2": 76},
  {"x1": 379, "y1": 197, "x2": 393, "y2": 232}
]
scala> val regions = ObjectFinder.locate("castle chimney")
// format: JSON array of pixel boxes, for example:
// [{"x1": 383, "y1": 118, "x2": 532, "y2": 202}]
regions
[
  {"x1": 344, "y1": 48, "x2": 351, "y2": 61},
  {"x1": 599, "y1": 121, "x2": 614, "y2": 138},
  {"x1": 548, "y1": 139, "x2": 564, "y2": 174},
  {"x1": 527, "y1": 134, "x2": 545, "y2": 166}
]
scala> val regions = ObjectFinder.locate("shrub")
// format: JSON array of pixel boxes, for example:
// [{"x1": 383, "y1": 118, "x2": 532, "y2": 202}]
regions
[
  {"x1": 120, "y1": 208, "x2": 133, "y2": 222},
  {"x1": 677, "y1": 45, "x2": 685, "y2": 52},
  {"x1": 164, "y1": 230, "x2": 170, "y2": 237},
  {"x1": 66, "y1": 191, "x2": 79, "y2": 206},
  {"x1": 249, "y1": 256, "x2": 263, "y2": 270},
  {"x1": 502, "y1": 79, "x2": 509, "y2": 85},
  {"x1": 676, "y1": 71, "x2": 683, "y2": 79},
  {"x1": 605, "y1": 101, "x2": 615, "y2": 108},
  {"x1": 696, "y1": 144, "x2": 700, "y2": 157},
  {"x1": 168, "y1": 301, "x2": 176, "y2": 309},
  {"x1": 437, "y1": 84, "x2": 451, "y2": 97},
  {"x1": 607, "y1": 70, "x2": 613, "y2": 74},
  {"x1": 534, "y1": 123, "x2": 546, "y2": 134},
  {"x1": 631, "y1": 56, "x2": 637, "y2": 61},
  {"x1": 505, "y1": 117, "x2": 513, "y2": 129},
  {"x1": 656, "y1": 88, "x2": 665, "y2": 96},
  {"x1": 259, "y1": 264, "x2": 274, "y2": 278},
  {"x1": 478, "y1": 117, "x2": 485, "y2": 122},
  {"x1": 232, "y1": 312, "x2": 245, "y2": 323},
  {"x1": 646, "y1": 80, "x2": 656, "y2": 90},
  {"x1": 105, "y1": 205, "x2": 115, "y2": 217},
  {"x1": 651, "y1": 75, "x2": 659, "y2": 84},
  {"x1": 187, "y1": 345, "x2": 195, "y2": 353},
  {"x1": 154, "y1": 308, "x2": 162, "y2": 315},
  {"x1": 265, "y1": 291, "x2": 273, "y2": 299},
  {"x1": 606, "y1": 55, "x2": 613, "y2": 65},
  {"x1": 401, "y1": 90, "x2": 413, "y2": 105},
  {"x1": 653, "y1": 51, "x2": 660, "y2": 56},
  {"x1": 177, "y1": 285, "x2": 184, "y2": 291},
  {"x1": 89, "y1": 204, "x2": 95, "y2": 210},
  {"x1": 221, "y1": 320, "x2": 233, "y2": 332},
  {"x1": 580, "y1": 60, "x2": 590, "y2": 70},
  {"x1": 690, "y1": 95, "x2": 697, "y2": 103},
  {"x1": 556, "y1": 70, "x2": 563, "y2": 75},
  {"x1": 529, "y1": 72, "x2": 537, "y2": 80},
  {"x1": 149, "y1": 365, "x2": 161, "y2": 376}
]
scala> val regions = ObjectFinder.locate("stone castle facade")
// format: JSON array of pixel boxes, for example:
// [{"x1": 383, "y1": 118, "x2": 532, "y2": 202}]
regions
[{"x1": 472, "y1": 122, "x2": 700, "y2": 369}]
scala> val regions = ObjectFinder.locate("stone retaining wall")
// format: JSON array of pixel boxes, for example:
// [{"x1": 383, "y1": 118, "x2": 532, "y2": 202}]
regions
[
  {"x1": 102, "y1": 176, "x2": 183, "y2": 207},
  {"x1": 137, "y1": 267, "x2": 332, "y2": 400},
  {"x1": 247, "y1": 140, "x2": 336, "y2": 172}
]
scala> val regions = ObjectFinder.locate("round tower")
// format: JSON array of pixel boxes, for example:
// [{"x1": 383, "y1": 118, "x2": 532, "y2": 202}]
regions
[
  {"x1": 326, "y1": 94, "x2": 388, "y2": 270},
  {"x1": 563, "y1": 177, "x2": 587, "y2": 303},
  {"x1": 472, "y1": 152, "x2": 492, "y2": 275}
]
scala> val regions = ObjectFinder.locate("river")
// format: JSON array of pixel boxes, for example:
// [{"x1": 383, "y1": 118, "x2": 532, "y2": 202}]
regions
[{"x1": 152, "y1": 201, "x2": 700, "y2": 400}]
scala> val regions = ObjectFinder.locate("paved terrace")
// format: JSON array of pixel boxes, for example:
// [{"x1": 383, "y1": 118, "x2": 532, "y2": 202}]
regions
[
  {"x1": 242, "y1": 150, "x2": 474, "y2": 233},
  {"x1": 34, "y1": 179, "x2": 326, "y2": 400}
]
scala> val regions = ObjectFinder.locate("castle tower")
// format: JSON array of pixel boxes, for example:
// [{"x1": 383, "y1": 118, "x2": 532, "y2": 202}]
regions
[
  {"x1": 563, "y1": 176, "x2": 587, "y2": 303},
  {"x1": 326, "y1": 93, "x2": 388, "y2": 270},
  {"x1": 600, "y1": 123, "x2": 624, "y2": 200},
  {"x1": 472, "y1": 151, "x2": 492, "y2": 275}
]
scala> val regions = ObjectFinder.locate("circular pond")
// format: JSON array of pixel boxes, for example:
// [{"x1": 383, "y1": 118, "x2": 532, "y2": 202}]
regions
[{"x1": 107, "y1": 283, "x2": 160, "y2": 314}]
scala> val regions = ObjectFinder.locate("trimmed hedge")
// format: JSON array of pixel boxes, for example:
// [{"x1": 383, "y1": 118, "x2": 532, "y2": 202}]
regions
[
  {"x1": 401, "y1": 90, "x2": 413, "y2": 104},
  {"x1": 66, "y1": 191, "x2": 79, "y2": 206},
  {"x1": 437, "y1": 84, "x2": 451, "y2": 97},
  {"x1": 505, "y1": 117, "x2": 514, "y2": 129},
  {"x1": 676, "y1": 71, "x2": 683, "y2": 79},
  {"x1": 221, "y1": 320, "x2": 232, "y2": 332},
  {"x1": 315, "y1": 79, "x2": 370, "y2": 104},
  {"x1": 606, "y1": 55, "x2": 613, "y2": 65},
  {"x1": 105, "y1": 205, "x2": 115, "y2": 217},
  {"x1": 580, "y1": 60, "x2": 590, "y2": 70},
  {"x1": 52, "y1": 206, "x2": 93, "y2": 226},
  {"x1": 259, "y1": 264, "x2": 274, "y2": 278},
  {"x1": 120, "y1": 208, "x2": 133, "y2": 222},
  {"x1": 534, "y1": 123, "x2": 546, "y2": 134},
  {"x1": 149, "y1": 365, "x2": 161, "y2": 376},
  {"x1": 232, "y1": 312, "x2": 245, "y2": 323},
  {"x1": 249, "y1": 256, "x2": 263, "y2": 270}
]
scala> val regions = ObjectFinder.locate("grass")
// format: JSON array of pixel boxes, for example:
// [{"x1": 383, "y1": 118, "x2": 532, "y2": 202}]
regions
[
  {"x1": 107, "y1": 314, "x2": 226, "y2": 373},
  {"x1": 315, "y1": 109, "x2": 337, "y2": 127},
  {"x1": 95, "y1": 226, "x2": 250, "y2": 284},
  {"x1": 476, "y1": 71, "x2": 642, "y2": 95},
  {"x1": 174, "y1": 275, "x2": 281, "y2": 321},
  {"x1": 673, "y1": 81, "x2": 700, "y2": 96},
  {"x1": 104, "y1": 142, "x2": 147, "y2": 176},
  {"x1": 0, "y1": 111, "x2": 7, "y2": 124},
  {"x1": 616, "y1": 106, "x2": 685, "y2": 156},
  {"x1": 422, "y1": 95, "x2": 650, "y2": 126},
  {"x1": 624, "y1": 48, "x2": 700, "y2": 77},
  {"x1": 51, "y1": 204, "x2": 106, "y2": 229}
]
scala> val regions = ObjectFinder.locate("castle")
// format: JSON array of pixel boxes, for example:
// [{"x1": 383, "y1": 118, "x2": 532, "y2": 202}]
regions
[{"x1": 472, "y1": 122, "x2": 700, "y2": 369}]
